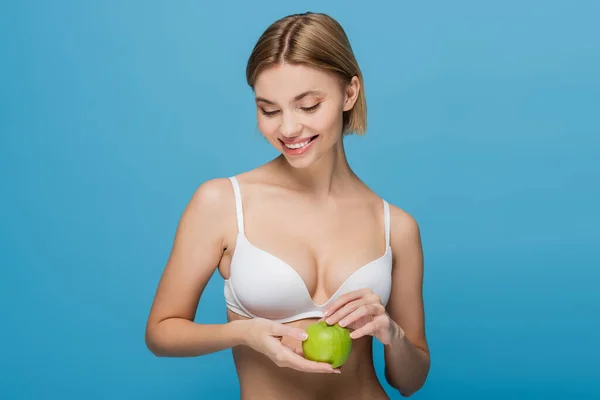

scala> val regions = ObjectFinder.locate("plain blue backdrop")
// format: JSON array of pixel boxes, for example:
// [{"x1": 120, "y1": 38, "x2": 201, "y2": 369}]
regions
[{"x1": 1, "y1": 1, "x2": 599, "y2": 399}]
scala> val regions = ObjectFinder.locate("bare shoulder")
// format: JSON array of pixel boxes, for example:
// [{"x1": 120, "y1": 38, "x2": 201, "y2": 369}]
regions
[
  {"x1": 187, "y1": 177, "x2": 235, "y2": 212},
  {"x1": 191, "y1": 176, "x2": 232, "y2": 201},
  {"x1": 179, "y1": 177, "x2": 236, "y2": 240},
  {"x1": 387, "y1": 202, "x2": 423, "y2": 262},
  {"x1": 388, "y1": 203, "x2": 420, "y2": 237}
]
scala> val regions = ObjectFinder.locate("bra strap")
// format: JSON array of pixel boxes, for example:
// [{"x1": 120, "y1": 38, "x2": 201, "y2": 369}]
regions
[
  {"x1": 383, "y1": 200, "x2": 390, "y2": 247},
  {"x1": 228, "y1": 177, "x2": 245, "y2": 234}
]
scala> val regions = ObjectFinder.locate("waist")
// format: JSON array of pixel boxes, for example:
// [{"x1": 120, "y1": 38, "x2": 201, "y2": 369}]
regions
[{"x1": 230, "y1": 316, "x2": 389, "y2": 400}]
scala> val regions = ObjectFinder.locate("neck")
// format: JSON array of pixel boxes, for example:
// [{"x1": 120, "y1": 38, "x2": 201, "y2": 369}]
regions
[{"x1": 276, "y1": 139, "x2": 356, "y2": 198}]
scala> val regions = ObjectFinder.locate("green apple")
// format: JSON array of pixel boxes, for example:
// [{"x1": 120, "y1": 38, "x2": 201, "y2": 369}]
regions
[{"x1": 302, "y1": 321, "x2": 352, "y2": 368}]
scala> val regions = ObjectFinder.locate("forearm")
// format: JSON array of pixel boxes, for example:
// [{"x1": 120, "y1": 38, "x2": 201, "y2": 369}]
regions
[
  {"x1": 146, "y1": 318, "x2": 248, "y2": 357},
  {"x1": 383, "y1": 322, "x2": 430, "y2": 397}
]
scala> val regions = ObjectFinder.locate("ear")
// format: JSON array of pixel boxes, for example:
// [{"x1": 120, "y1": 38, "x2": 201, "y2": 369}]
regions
[{"x1": 342, "y1": 76, "x2": 360, "y2": 112}]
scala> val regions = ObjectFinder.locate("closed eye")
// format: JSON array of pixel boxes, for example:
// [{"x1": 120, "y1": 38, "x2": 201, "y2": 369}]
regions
[
  {"x1": 260, "y1": 102, "x2": 321, "y2": 117},
  {"x1": 260, "y1": 108, "x2": 280, "y2": 117},
  {"x1": 301, "y1": 103, "x2": 321, "y2": 113}
]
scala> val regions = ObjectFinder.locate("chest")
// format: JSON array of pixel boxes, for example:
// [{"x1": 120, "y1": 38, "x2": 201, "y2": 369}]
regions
[{"x1": 237, "y1": 196, "x2": 388, "y2": 304}]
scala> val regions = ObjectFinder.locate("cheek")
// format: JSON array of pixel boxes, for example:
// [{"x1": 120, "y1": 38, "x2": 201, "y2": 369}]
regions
[
  {"x1": 257, "y1": 116, "x2": 280, "y2": 138},
  {"x1": 308, "y1": 107, "x2": 343, "y2": 135}
]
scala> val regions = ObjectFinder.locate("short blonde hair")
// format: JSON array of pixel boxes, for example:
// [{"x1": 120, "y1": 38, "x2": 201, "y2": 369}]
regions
[{"x1": 246, "y1": 12, "x2": 367, "y2": 135}]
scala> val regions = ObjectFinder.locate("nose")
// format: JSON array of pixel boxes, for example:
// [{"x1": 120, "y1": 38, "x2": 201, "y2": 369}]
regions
[{"x1": 280, "y1": 112, "x2": 302, "y2": 138}]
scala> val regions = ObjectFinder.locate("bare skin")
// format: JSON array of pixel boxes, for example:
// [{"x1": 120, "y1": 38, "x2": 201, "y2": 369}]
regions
[{"x1": 145, "y1": 63, "x2": 430, "y2": 399}]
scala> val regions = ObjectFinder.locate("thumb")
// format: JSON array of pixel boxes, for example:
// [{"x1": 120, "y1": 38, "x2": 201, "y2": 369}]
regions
[{"x1": 272, "y1": 323, "x2": 309, "y2": 341}]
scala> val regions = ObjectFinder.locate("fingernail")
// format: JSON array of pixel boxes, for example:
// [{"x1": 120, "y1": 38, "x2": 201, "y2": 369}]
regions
[
  {"x1": 300, "y1": 332, "x2": 308, "y2": 340},
  {"x1": 325, "y1": 318, "x2": 332, "y2": 325}
]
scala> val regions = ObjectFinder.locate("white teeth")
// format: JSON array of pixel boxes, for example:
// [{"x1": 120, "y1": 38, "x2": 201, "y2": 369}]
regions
[{"x1": 284, "y1": 140, "x2": 310, "y2": 149}]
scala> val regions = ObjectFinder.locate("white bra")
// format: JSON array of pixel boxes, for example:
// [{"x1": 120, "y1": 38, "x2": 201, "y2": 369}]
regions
[{"x1": 223, "y1": 176, "x2": 393, "y2": 323}]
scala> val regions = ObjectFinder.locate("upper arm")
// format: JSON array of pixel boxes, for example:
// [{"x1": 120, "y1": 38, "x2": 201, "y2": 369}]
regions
[
  {"x1": 386, "y1": 206, "x2": 429, "y2": 354},
  {"x1": 146, "y1": 178, "x2": 234, "y2": 327}
]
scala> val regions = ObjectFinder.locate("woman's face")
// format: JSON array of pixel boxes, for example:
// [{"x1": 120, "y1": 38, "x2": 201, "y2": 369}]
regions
[{"x1": 253, "y1": 63, "x2": 359, "y2": 169}]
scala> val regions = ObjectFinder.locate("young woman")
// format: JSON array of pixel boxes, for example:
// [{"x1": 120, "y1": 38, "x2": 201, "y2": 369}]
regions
[{"x1": 145, "y1": 12, "x2": 430, "y2": 399}]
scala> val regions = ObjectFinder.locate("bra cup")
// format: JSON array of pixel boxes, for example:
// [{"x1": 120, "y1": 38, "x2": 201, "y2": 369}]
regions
[
  {"x1": 230, "y1": 235, "x2": 318, "y2": 320},
  {"x1": 226, "y1": 233, "x2": 393, "y2": 322},
  {"x1": 224, "y1": 176, "x2": 394, "y2": 323}
]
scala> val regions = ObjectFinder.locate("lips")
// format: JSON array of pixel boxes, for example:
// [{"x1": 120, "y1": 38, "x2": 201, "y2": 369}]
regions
[{"x1": 280, "y1": 135, "x2": 319, "y2": 156}]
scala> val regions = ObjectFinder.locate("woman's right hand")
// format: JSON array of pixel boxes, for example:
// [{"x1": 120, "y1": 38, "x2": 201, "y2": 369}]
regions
[{"x1": 244, "y1": 318, "x2": 341, "y2": 374}]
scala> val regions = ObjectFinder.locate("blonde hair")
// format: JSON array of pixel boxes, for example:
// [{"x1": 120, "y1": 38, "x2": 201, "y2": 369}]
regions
[{"x1": 246, "y1": 12, "x2": 367, "y2": 135}]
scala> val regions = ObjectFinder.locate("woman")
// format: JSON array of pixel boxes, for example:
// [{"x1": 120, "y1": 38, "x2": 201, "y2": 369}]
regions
[{"x1": 145, "y1": 12, "x2": 430, "y2": 399}]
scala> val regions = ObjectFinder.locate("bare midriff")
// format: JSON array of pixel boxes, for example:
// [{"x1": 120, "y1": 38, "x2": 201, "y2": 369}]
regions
[{"x1": 228, "y1": 311, "x2": 391, "y2": 400}]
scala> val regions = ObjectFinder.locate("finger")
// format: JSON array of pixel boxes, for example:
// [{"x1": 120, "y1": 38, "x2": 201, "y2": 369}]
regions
[
  {"x1": 270, "y1": 323, "x2": 309, "y2": 341},
  {"x1": 292, "y1": 347, "x2": 304, "y2": 357},
  {"x1": 277, "y1": 345, "x2": 340, "y2": 374},
  {"x1": 326, "y1": 296, "x2": 373, "y2": 325},
  {"x1": 323, "y1": 288, "x2": 372, "y2": 319},
  {"x1": 266, "y1": 338, "x2": 338, "y2": 373},
  {"x1": 339, "y1": 304, "x2": 385, "y2": 328},
  {"x1": 280, "y1": 341, "x2": 304, "y2": 357},
  {"x1": 349, "y1": 319, "x2": 380, "y2": 339}
]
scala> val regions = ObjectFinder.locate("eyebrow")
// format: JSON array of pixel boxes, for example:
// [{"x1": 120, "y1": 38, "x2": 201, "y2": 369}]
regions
[{"x1": 255, "y1": 90, "x2": 323, "y2": 105}]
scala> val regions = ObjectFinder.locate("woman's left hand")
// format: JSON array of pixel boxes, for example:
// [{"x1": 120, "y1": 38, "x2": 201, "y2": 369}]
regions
[{"x1": 321, "y1": 288, "x2": 403, "y2": 345}]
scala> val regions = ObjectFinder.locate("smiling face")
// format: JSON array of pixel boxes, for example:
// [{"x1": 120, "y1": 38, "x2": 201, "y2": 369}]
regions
[{"x1": 254, "y1": 63, "x2": 360, "y2": 169}]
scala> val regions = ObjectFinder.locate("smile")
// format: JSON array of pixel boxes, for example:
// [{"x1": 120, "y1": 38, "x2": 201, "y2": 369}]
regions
[
  {"x1": 284, "y1": 140, "x2": 311, "y2": 149},
  {"x1": 280, "y1": 135, "x2": 319, "y2": 155}
]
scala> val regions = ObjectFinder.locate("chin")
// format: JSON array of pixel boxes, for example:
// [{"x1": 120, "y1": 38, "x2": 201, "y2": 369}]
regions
[{"x1": 281, "y1": 152, "x2": 320, "y2": 169}]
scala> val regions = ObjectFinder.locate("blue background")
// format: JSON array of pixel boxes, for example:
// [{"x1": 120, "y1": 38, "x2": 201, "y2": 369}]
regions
[{"x1": 1, "y1": 1, "x2": 599, "y2": 399}]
